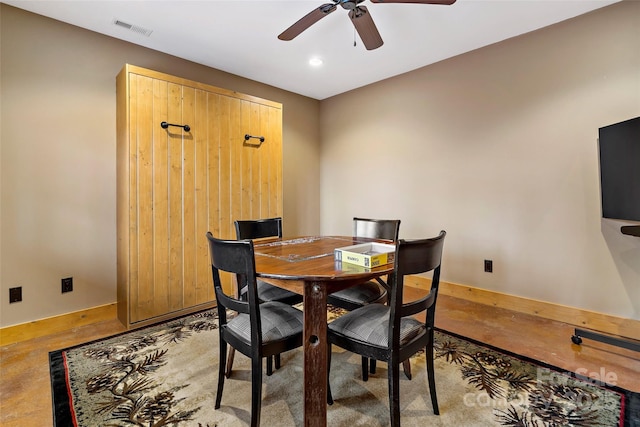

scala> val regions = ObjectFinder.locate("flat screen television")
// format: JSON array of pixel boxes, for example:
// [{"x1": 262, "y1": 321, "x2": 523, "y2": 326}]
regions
[{"x1": 598, "y1": 116, "x2": 640, "y2": 222}]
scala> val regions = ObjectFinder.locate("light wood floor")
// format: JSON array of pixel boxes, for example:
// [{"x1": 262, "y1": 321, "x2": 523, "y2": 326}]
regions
[{"x1": 1, "y1": 293, "x2": 638, "y2": 427}]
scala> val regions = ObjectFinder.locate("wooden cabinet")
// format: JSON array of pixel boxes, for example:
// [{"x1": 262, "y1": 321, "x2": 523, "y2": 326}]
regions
[{"x1": 116, "y1": 64, "x2": 283, "y2": 328}]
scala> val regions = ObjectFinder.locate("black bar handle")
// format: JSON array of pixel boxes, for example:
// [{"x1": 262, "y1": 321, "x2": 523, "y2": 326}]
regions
[
  {"x1": 244, "y1": 134, "x2": 265, "y2": 143},
  {"x1": 161, "y1": 121, "x2": 190, "y2": 132}
]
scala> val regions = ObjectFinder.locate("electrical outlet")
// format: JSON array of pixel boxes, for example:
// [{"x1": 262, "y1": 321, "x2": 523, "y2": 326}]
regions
[
  {"x1": 484, "y1": 260, "x2": 493, "y2": 273},
  {"x1": 9, "y1": 287, "x2": 22, "y2": 303},
  {"x1": 62, "y1": 277, "x2": 73, "y2": 293}
]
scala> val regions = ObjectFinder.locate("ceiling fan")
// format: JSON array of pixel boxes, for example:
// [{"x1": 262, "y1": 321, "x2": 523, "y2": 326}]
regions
[{"x1": 278, "y1": 0, "x2": 457, "y2": 51}]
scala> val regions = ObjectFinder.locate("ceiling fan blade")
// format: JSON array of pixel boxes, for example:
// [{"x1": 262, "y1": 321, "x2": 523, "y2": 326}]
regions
[
  {"x1": 278, "y1": 3, "x2": 337, "y2": 41},
  {"x1": 349, "y1": 6, "x2": 383, "y2": 50},
  {"x1": 370, "y1": 0, "x2": 456, "y2": 4}
]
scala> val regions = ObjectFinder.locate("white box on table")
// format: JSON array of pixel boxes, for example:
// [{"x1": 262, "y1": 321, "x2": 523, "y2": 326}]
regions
[{"x1": 334, "y1": 242, "x2": 396, "y2": 268}]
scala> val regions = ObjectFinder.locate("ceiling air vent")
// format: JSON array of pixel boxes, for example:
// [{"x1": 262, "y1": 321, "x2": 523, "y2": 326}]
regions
[{"x1": 112, "y1": 19, "x2": 153, "y2": 37}]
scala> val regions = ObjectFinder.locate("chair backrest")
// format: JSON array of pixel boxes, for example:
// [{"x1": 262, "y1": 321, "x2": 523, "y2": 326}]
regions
[
  {"x1": 387, "y1": 231, "x2": 446, "y2": 346},
  {"x1": 206, "y1": 232, "x2": 263, "y2": 344},
  {"x1": 235, "y1": 217, "x2": 283, "y2": 240},
  {"x1": 353, "y1": 217, "x2": 400, "y2": 241}
]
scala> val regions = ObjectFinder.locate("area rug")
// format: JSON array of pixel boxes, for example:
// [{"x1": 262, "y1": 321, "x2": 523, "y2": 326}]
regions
[{"x1": 50, "y1": 309, "x2": 639, "y2": 426}]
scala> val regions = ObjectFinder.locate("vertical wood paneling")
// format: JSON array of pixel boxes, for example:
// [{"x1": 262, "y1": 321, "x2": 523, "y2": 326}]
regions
[
  {"x1": 273, "y1": 107, "x2": 283, "y2": 218},
  {"x1": 118, "y1": 65, "x2": 282, "y2": 327},
  {"x1": 167, "y1": 83, "x2": 183, "y2": 312},
  {"x1": 128, "y1": 74, "x2": 140, "y2": 323},
  {"x1": 229, "y1": 98, "x2": 243, "y2": 235},
  {"x1": 116, "y1": 67, "x2": 130, "y2": 325},
  {"x1": 260, "y1": 104, "x2": 272, "y2": 218},
  {"x1": 250, "y1": 102, "x2": 261, "y2": 218},
  {"x1": 240, "y1": 100, "x2": 252, "y2": 220},
  {"x1": 207, "y1": 93, "x2": 222, "y2": 239},
  {"x1": 152, "y1": 79, "x2": 170, "y2": 316},
  {"x1": 219, "y1": 96, "x2": 233, "y2": 239},
  {"x1": 135, "y1": 75, "x2": 155, "y2": 322},
  {"x1": 217, "y1": 95, "x2": 234, "y2": 295},
  {"x1": 182, "y1": 87, "x2": 197, "y2": 308},
  {"x1": 265, "y1": 105, "x2": 282, "y2": 219},
  {"x1": 194, "y1": 89, "x2": 211, "y2": 304}
]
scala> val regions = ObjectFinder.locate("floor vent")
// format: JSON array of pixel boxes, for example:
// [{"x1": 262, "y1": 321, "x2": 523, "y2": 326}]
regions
[{"x1": 112, "y1": 19, "x2": 153, "y2": 37}]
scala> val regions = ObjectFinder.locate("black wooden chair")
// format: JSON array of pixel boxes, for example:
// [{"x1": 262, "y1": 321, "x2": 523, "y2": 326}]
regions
[
  {"x1": 328, "y1": 217, "x2": 400, "y2": 310},
  {"x1": 207, "y1": 232, "x2": 303, "y2": 427},
  {"x1": 225, "y1": 217, "x2": 304, "y2": 378},
  {"x1": 327, "y1": 217, "x2": 402, "y2": 379},
  {"x1": 235, "y1": 218, "x2": 303, "y2": 304},
  {"x1": 327, "y1": 231, "x2": 446, "y2": 426}
]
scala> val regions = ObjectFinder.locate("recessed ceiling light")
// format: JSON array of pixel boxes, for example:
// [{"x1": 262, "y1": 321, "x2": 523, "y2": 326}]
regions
[{"x1": 309, "y1": 57, "x2": 323, "y2": 67}]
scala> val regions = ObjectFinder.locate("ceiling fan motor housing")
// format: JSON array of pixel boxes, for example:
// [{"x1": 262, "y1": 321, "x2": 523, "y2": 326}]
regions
[{"x1": 338, "y1": 0, "x2": 365, "y2": 10}]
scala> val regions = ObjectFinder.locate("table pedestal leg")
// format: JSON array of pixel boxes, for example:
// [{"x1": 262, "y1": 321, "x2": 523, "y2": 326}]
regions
[{"x1": 303, "y1": 281, "x2": 328, "y2": 427}]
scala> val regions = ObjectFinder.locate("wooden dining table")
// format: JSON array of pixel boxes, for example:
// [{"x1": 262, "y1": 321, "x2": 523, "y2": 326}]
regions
[{"x1": 252, "y1": 236, "x2": 394, "y2": 427}]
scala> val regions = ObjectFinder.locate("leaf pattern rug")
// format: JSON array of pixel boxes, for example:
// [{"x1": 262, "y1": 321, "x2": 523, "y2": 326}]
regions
[{"x1": 49, "y1": 309, "x2": 639, "y2": 426}]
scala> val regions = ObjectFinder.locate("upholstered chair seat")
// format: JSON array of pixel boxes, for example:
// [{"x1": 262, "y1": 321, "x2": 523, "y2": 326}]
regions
[
  {"x1": 256, "y1": 281, "x2": 303, "y2": 306},
  {"x1": 328, "y1": 304, "x2": 426, "y2": 348},
  {"x1": 226, "y1": 301, "x2": 303, "y2": 344},
  {"x1": 327, "y1": 280, "x2": 386, "y2": 309}
]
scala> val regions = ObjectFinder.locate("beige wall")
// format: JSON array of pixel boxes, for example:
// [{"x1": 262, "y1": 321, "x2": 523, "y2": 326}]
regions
[
  {"x1": 0, "y1": 4, "x2": 321, "y2": 327},
  {"x1": 2, "y1": 2, "x2": 639, "y2": 328},
  {"x1": 320, "y1": 1, "x2": 640, "y2": 320}
]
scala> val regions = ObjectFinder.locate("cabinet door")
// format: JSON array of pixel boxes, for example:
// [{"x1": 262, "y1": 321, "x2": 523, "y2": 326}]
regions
[
  {"x1": 125, "y1": 70, "x2": 282, "y2": 324},
  {"x1": 128, "y1": 74, "x2": 189, "y2": 322},
  {"x1": 204, "y1": 93, "x2": 283, "y2": 295}
]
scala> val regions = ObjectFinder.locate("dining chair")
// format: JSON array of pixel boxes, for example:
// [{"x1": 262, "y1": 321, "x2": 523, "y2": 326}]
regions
[
  {"x1": 207, "y1": 232, "x2": 303, "y2": 427},
  {"x1": 327, "y1": 217, "x2": 403, "y2": 379},
  {"x1": 327, "y1": 231, "x2": 447, "y2": 426},
  {"x1": 328, "y1": 217, "x2": 400, "y2": 310},
  {"x1": 225, "y1": 217, "x2": 304, "y2": 378}
]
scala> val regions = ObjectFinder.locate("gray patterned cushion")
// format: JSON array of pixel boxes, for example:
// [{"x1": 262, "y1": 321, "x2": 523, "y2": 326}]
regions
[
  {"x1": 329, "y1": 281, "x2": 384, "y2": 305},
  {"x1": 257, "y1": 280, "x2": 299, "y2": 302},
  {"x1": 227, "y1": 301, "x2": 303, "y2": 344},
  {"x1": 328, "y1": 303, "x2": 425, "y2": 348}
]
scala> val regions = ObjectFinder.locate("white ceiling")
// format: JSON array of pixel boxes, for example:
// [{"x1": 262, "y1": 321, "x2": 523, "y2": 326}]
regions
[{"x1": 3, "y1": 0, "x2": 620, "y2": 100}]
